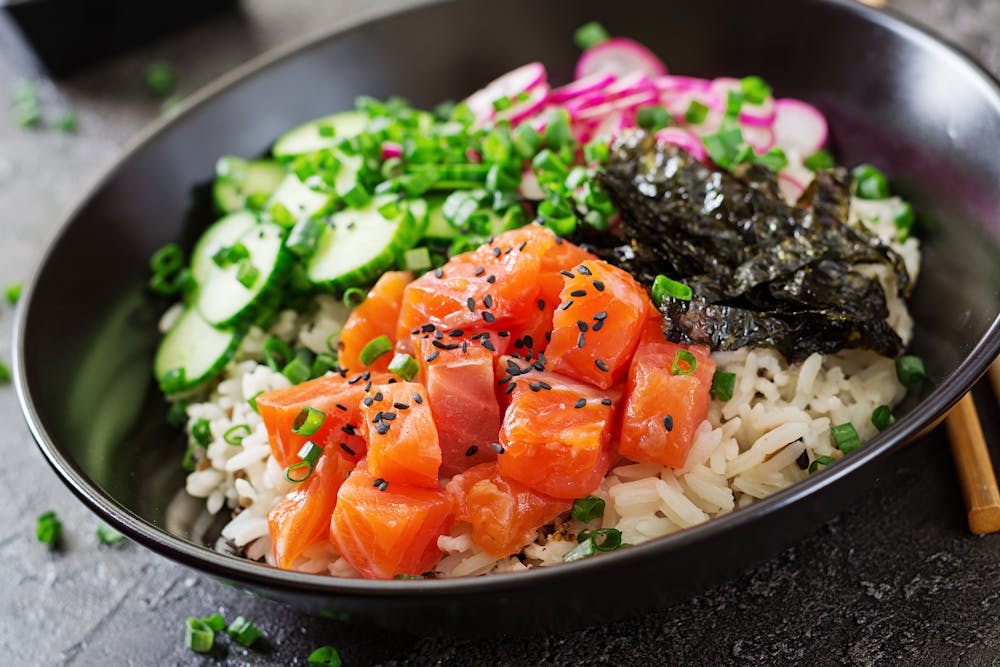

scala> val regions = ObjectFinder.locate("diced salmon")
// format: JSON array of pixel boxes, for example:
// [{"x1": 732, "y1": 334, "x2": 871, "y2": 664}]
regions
[
  {"x1": 339, "y1": 271, "x2": 412, "y2": 373},
  {"x1": 361, "y1": 381, "x2": 441, "y2": 488}
]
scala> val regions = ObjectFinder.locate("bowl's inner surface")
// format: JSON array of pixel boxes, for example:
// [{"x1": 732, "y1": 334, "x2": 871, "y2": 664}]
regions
[{"x1": 20, "y1": 0, "x2": 1000, "y2": 569}]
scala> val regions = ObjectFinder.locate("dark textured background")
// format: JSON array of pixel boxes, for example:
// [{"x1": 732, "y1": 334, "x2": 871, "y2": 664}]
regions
[{"x1": 1, "y1": 1, "x2": 998, "y2": 665}]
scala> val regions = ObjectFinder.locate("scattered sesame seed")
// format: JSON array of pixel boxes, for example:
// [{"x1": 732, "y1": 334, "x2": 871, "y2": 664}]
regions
[
  {"x1": 533, "y1": 360, "x2": 545, "y2": 372},
  {"x1": 592, "y1": 280, "x2": 605, "y2": 292},
  {"x1": 523, "y1": 335, "x2": 534, "y2": 349},
  {"x1": 474, "y1": 266, "x2": 485, "y2": 276},
  {"x1": 342, "y1": 424, "x2": 357, "y2": 435},
  {"x1": 461, "y1": 341, "x2": 468, "y2": 353},
  {"x1": 484, "y1": 294, "x2": 493, "y2": 308},
  {"x1": 411, "y1": 328, "x2": 420, "y2": 335},
  {"x1": 499, "y1": 375, "x2": 512, "y2": 384},
  {"x1": 363, "y1": 397, "x2": 374, "y2": 407},
  {"x1": 363, "y1": 380, "x2": 372, "y2": 392},
  {"x1": 483, "y1": 339, "x2": 496, "y2": 352},
  {"x1": 498, "y1": 330, "x2": 510, "y2": 337},
  {"x1": 482, "y1": 311, "x2": 496, "y2": 323},
  {"x1": 518, "y1": 240, "x2": 527, "y2": 251},
  {"x1": 492, "y1": 247, "x2": 501, "y2": 258},
  {"x1": 601, "y1": 398, "x2": 613, "y2": 406},
  {"x1": 362, "y1": 371, "x2": 371, "y2": 380},
  {"x1": 378, "y1": 480, "x2": 389, "y2": 492},
  {"x1": 373, "y1": 392, "x2": 383, "y2": 402},
  {"x1": 449, "y1": 329, "x2": 465, "y2": 337},
  {"x1": 593, "y1": 311, "x2": 607, "y2": 320},
  {"x1": 465, "y1": 445, "x2": 479, "y2": 457},
  {"x1": 491, "y1": 443, "x2": 506, "y2": 454},
  {"x1": 561, "y1": 300, "x2": 574, "y2": 311},
  {"x1": 375, "y1": 422, "x2": 390, "y2": 435},
  {"x1": 663, "y1": 415, "x2": 674, "y2": 431},
  {"x1": 373, "y1": 477, "x2": 385, "y2": 488},
  {"x1": 577, "y1": 320, "x2": 589, "y2": 332},
  {"x1": 537, "y1": 299, "x2": 546, "y2": 311},
  {"x1": 514, "y1": 339, "x2": 525, "y2": 350},
  {"x1": 434, "y1": 330, "x2": 444, "y2": 340},
  {"x1": 504, "y1": 246, "x2": 513, "y2": 255},
  {"x1": 421, "y1": 323, "x2": 436, "y2": 333},
  {"x1": 425, "y1": 350, "x2": 440, "y2": 362},
  {"x1": 529, "y1": 382, "x2": 542, "y2": 392},
  {"x1": 559, "y1": 270, "x2": 574, "y2": 279},
  {"x1": 505, "y1": 383, "x2": 516, "y2": 395},
  {"x1": 348, "y1": 374, "x2": 363, "y2": 385},
  {"x1": 413, "y1": 392, "x2": 423, "y2": 404},
  {"x1": 340, "y1": 442, "x2": 356, "y2": 456},
  {"x1": 577, "y1": 265, "x2": 592, "y2": 276},
  {"x1": 555, "y1": 237, "x2": 564, "y2": 245},
  {"x1": 570, "y1": 289, "x2": 587, "y2": 298},
  {"x1": 486, "y1": 274, "x2": 496, "y2": 284},
  {"x1": 577, "y1": 332, "x2": 586, "y2": 348},
  {"x1": 595, "y1": 359, "x2": 609, "y2": 372},
  {"x1": 435, "y1": 268, "x2": 444, "y2": 279},
  {"x1": 335, "y1": 403, "x2": 348, "y2": 412},
  {"x1": 382, "y1": 412, "x2": 397, "y2": 421},
  {"x1": 371, "y1": 411, "x2": 384, "y2": 423},
  {"x1": 393, "y1": 402, "x2": 409, "y2": 410},
  {"x1": 592, "y1": 320, "x2": 605, "y2": 332},
  {"x1": 545, "y1": 331, "x2": 552, "y2": 341},
  {"x1": 432, "y1": 340, "x2": 459, "y2": 351},
  {"x1": 574, "y1": 398, "x2": 587, "y2": 409},
  {"x1": 387, "y1": 378, "x2": 397, "y2": 384},
  {"x1": 467, "y1": 297, "x2": 476, "y2": 313}
]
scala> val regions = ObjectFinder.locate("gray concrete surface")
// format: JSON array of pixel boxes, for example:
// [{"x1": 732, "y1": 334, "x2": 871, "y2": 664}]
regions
[{"x1": 0, "y1": 1, "x2": 998, "y2": 665}]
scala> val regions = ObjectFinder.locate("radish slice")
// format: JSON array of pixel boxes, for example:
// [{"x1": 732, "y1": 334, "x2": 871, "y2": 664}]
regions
[
  {"x1": 465, "y1": 62, "x2": 547, "y2": 121},
  {"x1": 742, "y1": 124, "x2": 775, "y2": 153},
  {"x1": 604, "y1": 71, "x2": 657, "y2": 98},
  {"x1": 575, "y1": 89, "x2": 660, "y2": 123},
  {"x1": 494, "y1": 84, "x2": 550, "y2": 125},
  {"x1": 519, "y1": 168, "x2": 545, "y2": 200},
  {"x1": 655, "y1": 75, "x2": 711, "y2": 94},
  {"x1": 551, "y1": 72, "x2": 616, "y2": 103},
  {"x1": 709, "y1": 77, "x2": 776, "y2": 127},
  {"x1": 782, "y1": 157, "x2": 814, "y2": 187},
  {"x1": 575, "y1": 38, "x2": 668, "y2": 80},
  {"x1": 588, "y1": 109, "x2": 633, "y2": 143},
  {"x1": 772, "y1": 99, "x2": 828, "y2": 154},
  {"x1": 665, "y1": 88, "x2": 723, "y2": 119},
  {"x1": 778, "y1": 173, "x2": 807, "y2": 204},
  {"x1": 381, "y1": 141, "x2": 402, "y2": 160},
  {"x1": 656, "y1": 127, "x2": 709, "y2": 163}
]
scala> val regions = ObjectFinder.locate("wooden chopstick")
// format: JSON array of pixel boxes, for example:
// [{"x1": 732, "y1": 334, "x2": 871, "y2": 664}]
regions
[{"x1": 944, "y1": 384, "x2": 1000, "y2": 535}]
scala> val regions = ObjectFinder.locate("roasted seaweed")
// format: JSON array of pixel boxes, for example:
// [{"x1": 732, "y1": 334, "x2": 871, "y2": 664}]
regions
[{"x1": 584, "y1": 131, "x2": 910, "y2": 362}]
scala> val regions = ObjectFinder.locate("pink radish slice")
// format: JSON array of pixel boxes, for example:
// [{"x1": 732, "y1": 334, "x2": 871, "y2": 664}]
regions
[
  {"x1": 465, "y1": 62, "x2": 547, "y2": 120},
  {"x1": 781, "y1": 158, "x2": 814, "y2": 188},
  {"x1": 575, "y1": 89, "x2": 660, "y2": 123},
  {"x1": 709, "y1": 77, "x2": 776, "y2": 127},
  {"x1": 666, "y1": 88, "x2": 723, "y2": 118},
  {"x1": 381, "y1": 141, "x2": 402, "y2": 160},
  {"x1": 772, "y1": 99, "x2": 828, "y2": 154},
  {"x1": 465, "y1": 147, "x2": 482, "y2": 163},
  {"x1": 655, "y1": 75, "x2": 711, "y2": 94},
  {"x1": 588, "y1": 109, "x2": 633, "y2": 142},
  {"x1": 655, "y1": 127, "x2": 709, "y2": 163},
  {"x1": 742, "y1": 124, "x2": 775, "y2": 153},
  {"x1": 551, "y1": 72, "x2": 616, "y2": 103},
  {"x1": 778, "y1": 173, "x2": 807, "y2": 204},
  {"x1": 494, "y1": 84, "x2": 550, "y2": 125},
  {"x1": 604, "y1": 71, "x2": 656, "y2": 98},
  {"x1": 519, "y1": 168, "x2": 545, "y2": 200},
  {"x1": 575, "y1": 38, "x2": 668, "y2": 80}
]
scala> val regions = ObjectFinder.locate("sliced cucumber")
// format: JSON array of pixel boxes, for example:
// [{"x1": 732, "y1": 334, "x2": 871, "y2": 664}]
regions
[
  {"x1": 405, "y1": 198, "x2": 428, "y2": 236},
  {"x1": 155, "y1": 308, "x2": 241, "y2": 395},
  {"x1": 307, "y1": 196, "x2": 420, "y2": 290},
  {"x1": 213, "y1": 158, "x2": 287, "y2": 213},
  {"x1": 190, "y1": 211, "x2": 257, "y2": 285},
  {"x1": 196, "y1": 223, "x2": 291, "y2": 327},
  {"x1": 272, "y1": 110, "x2": 369, "y2": 158},
  {"x1": 422, "y1": 197, "x2": 461, "y2": 241},
  {"x1": 267, "y1": 173, "x2": 334, "y2": 221}
]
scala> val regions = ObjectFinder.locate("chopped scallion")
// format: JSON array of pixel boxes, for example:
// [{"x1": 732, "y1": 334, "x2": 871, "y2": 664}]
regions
[
  {"x1": 852, "y1": 164, "x2": 890, "y2": 200},
  {"x1": 804, "y1": 149, "x2": 835, "y2": 171},
  {"x1": 282, "y1": 356, "x2": 312, "y2": 385},
  {"x1": 831, "y1": 422, "x2": 862, "y2": 454},
  {"x1": 739, "y1": 75, "x2": 772, "y2": 105},
  {"x1": 895, "y1": 355, "x2": 926, "y2": 387},
  {"x1": 636, "y1": 105, "x2": 671, "y2": 131},
  {"x1": 36, "y1": 510, "x2": 61, "y2": 546},
  {"x1": 284, "y1": 461, "x2": 314, "y2": 483},
  {"x1": 150, "y1": 243, "x2": 184, "y2": 276},
  {"x1": 297, "y1": 441, "x2": 324, "y2": 467},
  {"x1": 185, "y1": 617, "x2": 214, "y2": 653},
  {"x1": 871, "y1": 405, "x2": 896, "y2": 432},
  {"x1": 651, "y1": 274, "x2": 692, "y2": 305},
  {"x1": 711, "y1": 370, "x2": 736, "y2": 401},
  {"x1": 359, "y1": 335, "x2": 394, "y2": 366},
  {"x1": 570, "y1": 495, "x2": 606, "y2": 523},
  {"x1": 96, "y1": 523, "x2": 125, "y2": 545},
  {"x1": 226, "y1": 616, "x2": 263, "y2": 647},
  {"x1": 292, "y1": 407, "x2": 326, "y2": 437},
  {"x1": 262, "y1": 337, "x2": 293, "y2": 371},
  {"x1": 755, "y1": 147, "x2": 788, "y2": 173},
  {"x1": 311, "y1": 353, "x2": 338, "y2": 379},
  {"x1": 685, "y1": 100, "x2": 710, "y2": 125},
  {"x1": 308, "y1": 646, "x2": 343, "y2": 667},
  {"x1": 0, "y1": 362, "x2": 10, "y2": 383},
  {"x1": 671, "y1": 349, "x2": 698, "y2": 376},
  {"x1": 202, "y1": 613, "x2": 226, "y2": 632},
  {"x1": 342, "y1": 287, "x2": 366, "y2": 308},
  {"x1": 235, "y1": 260, "x2": 259, "y2": 289},
  {"x1": 191, "y1": 418, "x2": 212, "y2": 446},
  {"x1": 287, "y1": 218, "x2": 324, "y2": 257},
  {"x1": 388, "y1": 353, "x2": 420, "y2": 381},
  {"x1": 4, "y1": 281, "x2": 22, "y2": 305},
  {"x1": 894, "y1": 202, "x2": 915, "y2": 242},
  {"x1": 223, "y1": 424, "x2": 251, "y2": 446},
  {"x1": 144, "y1": 62, "x2": 176, "y2": 98},
  {"x1": 248, "y1": 390, "x2": 264, "y2": 414},
  {"x1": 574, "y1": 21, "x2": 610, "y2": 50},
  {"x1": 808, "y1": 455, "x2": 837, "y2": 474}
]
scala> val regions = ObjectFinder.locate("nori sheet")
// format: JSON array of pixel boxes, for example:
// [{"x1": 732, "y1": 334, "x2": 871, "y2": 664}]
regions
[{"x1": 581, "y1": 131, "x2": 910, "y2": 362}]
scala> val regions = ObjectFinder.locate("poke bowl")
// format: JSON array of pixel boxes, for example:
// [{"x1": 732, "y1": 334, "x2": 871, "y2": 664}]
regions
[{"x1": 13, "y1": 0, "x2": 1000, "y2": 634}]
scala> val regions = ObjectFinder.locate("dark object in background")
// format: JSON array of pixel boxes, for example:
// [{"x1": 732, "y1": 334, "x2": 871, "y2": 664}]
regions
[{"x1": 0, "y1": 0, "x2": 238, "y2": 77}]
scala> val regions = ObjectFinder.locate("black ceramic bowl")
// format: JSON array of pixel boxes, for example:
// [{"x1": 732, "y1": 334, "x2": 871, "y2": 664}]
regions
[{"x1": 14, "y1": 0, "x2": 1000, "y2": 635}]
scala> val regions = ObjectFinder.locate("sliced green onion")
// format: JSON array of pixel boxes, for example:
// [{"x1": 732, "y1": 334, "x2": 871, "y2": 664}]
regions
[
  {"x1": 248, "y1": 390, "x2": 264, "y2": 414},
  {"x1": 403, "y1": 247, "x2": 432, "y2": 272},
  {"x1": 359, "y1": 334, "x2": 393, "y2": 366},
  {"x1": 181, "y1": 442, "x2": 198, "y2": 472},
  {"x1": 202, "y1": 613, "x2": 226, "y2": 632},
  {"x1": 651, "y1": 274, "x2": 693, "y2": 306},
  {"x1": 636, "y1": 105, "x2": 671, "y2": 131},
  {"x1": 804, "y1": 149, "x2": 835, "y2": 171},
  {"x1": 297, "y1": 441, "x2": 324, "y2": 467},
  {"x1": 587, "y1": 527, "x2": 623, "y2": 552},
  {"x1": 512, "y1": 124, "x2": 542, "y2": 159},
  {"x1": 852, "y1": 164, "x2": 890, "y2": 200},
  {"x1": 284, "y1": 461, "x2": 313, "y2": 483},
  {"x1": 236, "y1": 260, "x2": 259, "y2": 289},
  {"x1": 724, "y1": 90, "x2": 744, "y2": 118},
  {"x1": 831, "y1": 422, "x2": 862, "y2": 454},
  {"x1": 224, "y1": 424, "x2": 251, "y2": 446},
  {"x1": 292, "y1": 407, "x2": 326, "y2": 436},
  {"x1": 36, "y1": 510, "x2": 61, "y2": 545},
  {"x1": 311, "y1": 353, "x2": 338, "y2": 378},
  {"x1": 185, "y1": 617, "x2": 214, "y2": 653},
  {"x1": 191, "y1": 418, "x2": 212, "y2": 446},
  {"x1": 583, "y1": 138, "x2": 610, "y2": 164},
  {"x1": 5, "y1": 281, "x2": 23, "y2": 305},
  {"x1": 144, "y1": 62, "x2": 176, "y2": 97},
  {"x1": 570, "y1": 495, "x2": 606, "y2": 523},
  {"x1": 282, "y1": 356, "x2": 312, "y2": 385},
  {"x1": 166, "y1": 399, "x2": 190, "y2": 428},
  {"x1": 894, "y1": 202, "x2": 915, "y2": 242},
  {"x1": 711, "y1": 370, "x2": 736, "y2": 401},
  {"x1": 755, "y1": 147, "x2": 788, "y2": 173},
  {"x1": 563, "y1": 536, "x2": 597, "y2": 562},
  {"x1": 308, "y1": 646, "x2": 343, "y2": 667},
  {"x1": 342, "y1": 287, "x2": 366, "y2": 308},
  {"x1": 491, "y1": 95, "x2": 513, "y2": 112},
  {"x1": 325, "y1": 331, "x2": 341, "y2": 354},
  {"x1": 544, "y1": 109, "x2": 574, "y2": 152},
  {"x1": 96, "y1": 523, "x2": 125, "y2": 545},
  {"x1": 150, "y1": 243, "x2": 184, "y2": 276},
  {"x1": 388, "y1": 353, "x2": 420, "y2": 381},
  {"x1": 740, "y1": 75, "x2": 772, "y2": 105},
  {"x1": 342, "y1": 183, "x2": 372, "y2": 209},
  {"x1": 871, "y1": 405, "x2": 896, "y2": 432},
  {"x1": 808, "y1": 455, "x2": 837, "y2": 474},
  {"x1": 263, "y1": 337, "x2": 293, "y2": 371},
  {"x1": 486, "y1": 163, "x2": 521, "y2": 193},
  {"x1": 227, "y1": 242, "x2": 250, "y2": 263},
  {"x1": 895, "y1": 355, "x2": 926, "y2": 387},
  {"x1": 0, "y1": 362, "x2": 11, "y2": 383},
  {"x1": 287, "y1": 218, "x2": 325, "y2": 257},
  {"x1": 685, "y1": 100, "x2": 710, "y2": 125},
  {"x1": 227, "y1": 616, "x2": 263, "y2": 647},
  {"x1": 671, "y1": 349, "x2": 698, "y2": 376},
  {"x1": 701, "y1": 126, "x2": 743, "y2": 170},
  {"x1": 574, "y1": 21, "x2": 610, "y2": 50},
  {"x1": 269, "y1": 202, "x2": 296, "y2": 227}
]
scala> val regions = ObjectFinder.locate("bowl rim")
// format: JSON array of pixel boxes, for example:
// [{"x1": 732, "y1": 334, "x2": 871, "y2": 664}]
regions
[{"x1": 13, "y1": 0, "x2": 1000, "y2": 597}]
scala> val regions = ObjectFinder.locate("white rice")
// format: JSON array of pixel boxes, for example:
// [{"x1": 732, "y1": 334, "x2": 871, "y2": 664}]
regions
[{"x1": 165, "y1": 204, "x2": 918, "y2": 578}]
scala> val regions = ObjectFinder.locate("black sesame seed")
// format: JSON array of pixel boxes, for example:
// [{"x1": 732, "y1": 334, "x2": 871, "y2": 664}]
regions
[
  {"x1": 393, "y1": 402, "x2": 409, "y2": 410},
  {"x1": 561, "y1": 300, "x2": 574, "y2": 311},
  {"x1": 555, "y1": 237, "x2": 564, "y2": 245},
  {"x1": 342, "y1": 424, "x2": 357, "y2": 435},
  {"x1": 432, "y1": 340, "x2": 459, "y2": 351},
  {"x1": 434, "y1": 268, "x2": 444, "y2": 279},
  {"x1": 375, "y1": 422, "x2": 391, "y2": 435},
  {"x1": 498, "y1": 375, "x2": 512, "y2": 384},
  {"x1": 505, "y1": 383, "x2": 516, "y2": 395},
  {"x1": 574, "y1": 398, "x2": 587, "y2": 409},
  {"x1": 559, "y1": 270, "x2": 574, "y2": 279},
  {"x1": 514, "y1": 339, "x2": 524, "y2": 350},
  {"x1": 545, "y1": 331, "x2": 552, "y2": 341},
  {"x1": 498, "y1": 330, "x2": 510, "y2": 337},
  {"x1": 593, "y1": 311, "x2": 607, "y2": 320},
  {"x1": 335, "y1": 403, "x2": 348, "y2": 412},
  {"x1": 362, "y1": 371, "x2": 371, "y2": 380},
  {"x1": 529, "y1": 382, "x2": 542, "y2": 392},
  {"x1": 363, "y1": 380, "x2": 372, "y2": 392},
  {"x1": 413, "y1": 392, "x2": 423, "y2": 404},
  {"x1": 486, "y1": 274, "x2": 496, "y2": 284},
  {"x1": 465, "y1": 445, "x2": 479, "y2": 457},
  {"x1": 383, "y1": 412, "x2": 397, "y2": 421},
  {"x1": 378, "y1": 480, "x2": 389, "y2": 492},
  {"x1": 537, "y1": 299, "x2": 546, "y2": 311},
  {"x1": 518, "y1": 240, "x2": 527, "y2": 251},
  {"x1": 592, "y1": 320, "x2": 605, "y2": 332},
  {"x1": 411, "y1": 328, "x2": 420, "y2": 335},
  {"x1": 387, "y1": 378, "x2": 397, "y2": 384},
  {"x1": 339, "y1": 442, "x2": 356, "y2": 456},
  {"x1": 525, "y1": 351, "x2": 533, "y2": 362},
  {"x1": 595, "y1": 359, "x2": 609, "y2": 372},
  {"x1": 363, "y1": 397, "x2": 374, "y2": 407},
  {"x1": 474, "y1": 266, "x2": 485, "y2": 276},
  {"x1": 601, "y1": 398, "x2": 613, "y2": 406},
  {"x1": 492, "y1": 247, "x2": 501, "y2": 258},
  {"x1": 484, "y1": 294, "x2": 494, "y2": 309},
  {"x1": 570, "y1": 289, "x2": 587, "y2": 298},
  {"x1": 482, "y1": 312, "x2": 496, "y2": 323},
  {"x1": 663, "y1": 415, "x2": 674, "y2": 432},
  {"x1": 504, "y1": 246, "x2": 513, "y2": 255},
  {"x1": 577, "y1": 320, "x2": 589, "y2": 332},
  {"x1": 592, "y1": 280, "x2": 605, "y2": 292},
  {"x1": 425, "y1": 350, "x2": 440, "y2": 362},
  {"x1": 467, "y1": 297, "x2": 476, "y2": 313},
  {"x1": 373, "y1": 391, "x2": 383, "y2": 402},
  {"x1": 461, "y1": 341, "x2": 468, "y2": 353},
  {"x1": 449, "y1": 329, "x2": 465, "y2": 337},
  {"x1": 421, "y1": 323, "x2": 436, "y2": 333},
  {"x1": 483, "y1": 339, "x2": 496, "y2": 352},
  {"x1": 371, "y1": 411, "x2": 384, "y2": 423},
  {"x1": 373, "y1": 477, "x2": 385, "y2": 488},
  {"x1": 491, "y1": 443, "x2": 506, "y2": 454},
  {"x1": 348, "y1": 374, "x2": 363, "y2": 385},
  {"x1": 434, "y1": 330, "x2": 444, "y2": 340},
  {"x1": 796, "y1": 451, "x2": 810, "y2": 470},
  {"x1": 577, "y1": 265, "x2": 592, "y2": 276},
  {"x1": 523, "y1": 335, "x2": 534, "y2": 349},
  {"x1": 577, "y1": 332, "x2": 586, "y2": 348}
]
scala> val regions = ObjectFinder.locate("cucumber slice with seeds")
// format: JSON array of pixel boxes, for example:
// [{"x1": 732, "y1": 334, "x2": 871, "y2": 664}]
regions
[
  {"x1": 307, "y1": 196, "x2": 420, "y2": 290},
  {"x1": 267, "y1": 174, "x2": 335, "y2": 221},
  {"x1": 196, "y1": 223, "x2": 291, "y2": 327},
  {"x1": 154, "y1": 308, "x2": 241, "y2": 395},
  {"x1": 213, "y1": 158, "x2": 286, "y2": 213},
  {"x1": 272, "y1": 110, "x2": 368, "y2": 157},
  {"x1": 190, "y1": 211, "x2": 257, "y2": 285}
]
